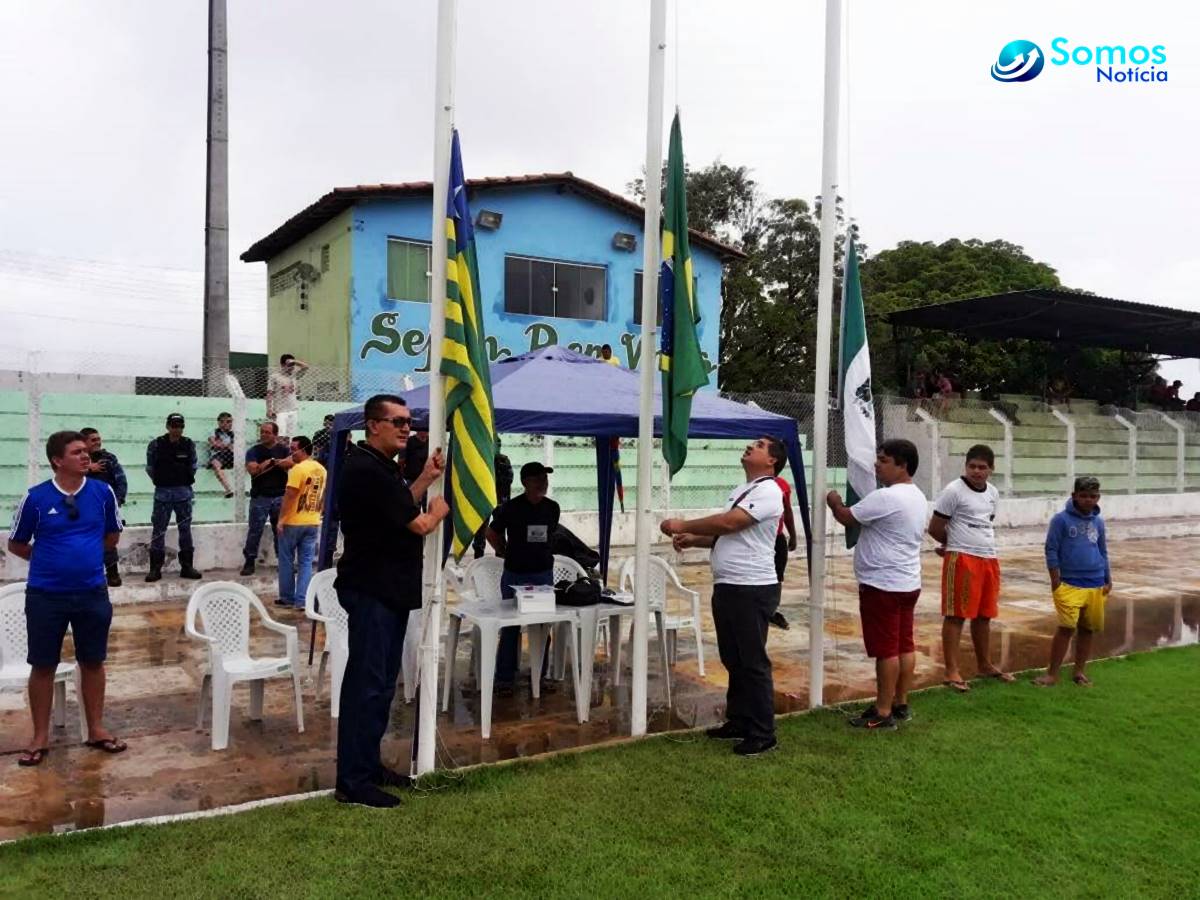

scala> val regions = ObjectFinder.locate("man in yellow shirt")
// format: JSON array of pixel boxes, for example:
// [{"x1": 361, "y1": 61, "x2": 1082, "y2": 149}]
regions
[
  {"x1": 600, "y1": 344, "x2": 621, "y2": 367},
  {"x1": 275, "y1": 435, "x2": 326, "y2": 608}
]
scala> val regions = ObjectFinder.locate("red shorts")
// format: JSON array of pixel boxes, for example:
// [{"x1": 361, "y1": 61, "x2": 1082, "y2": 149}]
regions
[
  {"x1": 941, "y1": 551, "x2": 1001, "y2": 619},
  {"x1": 859, "y1": 584, "x2": 921, "y2": 659}
]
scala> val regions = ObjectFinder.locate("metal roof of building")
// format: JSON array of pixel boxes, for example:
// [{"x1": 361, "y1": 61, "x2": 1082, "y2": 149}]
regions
[
  {"x1": 240, "y1": 172, "x2": 746, "y2": 263},
  {"x1": 887, "y1": 289, "x2": 1200, "y2": 358}
]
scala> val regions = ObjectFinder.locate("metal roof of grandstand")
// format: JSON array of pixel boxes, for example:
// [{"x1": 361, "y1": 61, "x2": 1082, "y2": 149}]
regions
[
  {"x1": 240, "y1": 172, "x2": 745, "y2": 263},
  {"x1": 886, "y1": 289, "x2": 1200, "y2": 358}
]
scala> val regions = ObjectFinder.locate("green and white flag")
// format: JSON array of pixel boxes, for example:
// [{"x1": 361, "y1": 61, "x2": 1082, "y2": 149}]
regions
[{"x1": 839, "y1": 238, "x2": 875, "y2": 548}]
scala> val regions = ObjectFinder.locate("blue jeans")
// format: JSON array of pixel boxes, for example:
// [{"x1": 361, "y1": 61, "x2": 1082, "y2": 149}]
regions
[
  {"x1": 496, "y1": 568, "x2": 554, "y2": 685},
  {"x1": 278, "y1": 525, "x2": 318, "y2": 606},
  {"x1": 150, "y1": 497, "x2": 193, "y2": 554},
  {"x1": 243, "y1": 496, "x2": 282, "y2": 562},
  {"x1": 336, "y1": 587, "x2": 411, "y2": 795}
]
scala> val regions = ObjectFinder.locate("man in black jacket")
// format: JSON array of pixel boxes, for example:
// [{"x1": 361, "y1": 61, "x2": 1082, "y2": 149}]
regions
[
  {"x1": 81, "y1": 427, "x2": 127, "y2": 587},
  {"x1": 334, "y1": 394, "x2": 448, "y2": 809},
  {"x1": 144, "y1": 413, "x2": 202, "y2": 582}
]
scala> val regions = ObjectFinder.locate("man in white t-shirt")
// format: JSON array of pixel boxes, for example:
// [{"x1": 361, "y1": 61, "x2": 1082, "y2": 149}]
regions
[
  {"x1": 827, "y1": 438, "x2": 928, "y2": 731},
  {"x1": 929, "y1": 444, "x2": 1014, "y2": 691},
  {"x1": 267, "y1": 353, "x2": 308, "y2": 438},
  {"x1": 661, "y1": 436, "x2": 786, "y2": 757}
]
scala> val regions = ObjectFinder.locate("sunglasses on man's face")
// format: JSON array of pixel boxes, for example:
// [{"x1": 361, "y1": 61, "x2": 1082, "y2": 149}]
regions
[
  {"x1": 371, "y1": 416, "x2": 413, "y2": 429},
  {"x1": 63, "y1": 494, "x2": 79, "y2": 521}
]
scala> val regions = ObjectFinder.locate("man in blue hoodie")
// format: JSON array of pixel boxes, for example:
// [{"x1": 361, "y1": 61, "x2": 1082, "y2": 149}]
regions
[{"x1": 1034, "y1": 476, "x2": 1111, "y2": 687}]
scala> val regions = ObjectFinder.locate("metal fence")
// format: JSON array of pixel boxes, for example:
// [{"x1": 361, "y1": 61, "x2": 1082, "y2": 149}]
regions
[{"x1": 6, "y1": 353, "x2": 1200, "y2": 534}]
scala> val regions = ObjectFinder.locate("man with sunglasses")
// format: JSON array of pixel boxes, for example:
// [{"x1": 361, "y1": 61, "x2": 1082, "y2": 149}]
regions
[
  {"x1": 9, "y1": 431, "x2": 126, "y2": 766},
  {"x1": 145, "y1": 413, "x2": 202, "y2": 582},
  {"x1": 334, "y1": 394, "x2": 448, "y2": 808}
]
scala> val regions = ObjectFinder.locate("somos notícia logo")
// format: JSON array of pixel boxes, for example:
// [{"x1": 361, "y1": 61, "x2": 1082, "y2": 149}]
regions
[
  {"x1": 991, "y1": 39, "x2": 1044, "y2": 82},
  {"x1": 992, "y1": 37, "x2": 1168, "y2": 85}
]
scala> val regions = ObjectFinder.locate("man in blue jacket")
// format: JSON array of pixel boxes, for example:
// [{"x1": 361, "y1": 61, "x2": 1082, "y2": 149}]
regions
[{"x1": 1034, "y1": 476, "x2": 1111, "y2": 687}]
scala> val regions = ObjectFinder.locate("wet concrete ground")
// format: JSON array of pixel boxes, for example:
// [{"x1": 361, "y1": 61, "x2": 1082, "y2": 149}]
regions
[{"x1": 2, "y1": 536, "x2": 1197, "y2": 840}]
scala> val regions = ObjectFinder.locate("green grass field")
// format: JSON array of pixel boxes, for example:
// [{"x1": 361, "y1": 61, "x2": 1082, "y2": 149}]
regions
[{"x1": 3, "y1": 646, "x2": 1198, "y2": 898}]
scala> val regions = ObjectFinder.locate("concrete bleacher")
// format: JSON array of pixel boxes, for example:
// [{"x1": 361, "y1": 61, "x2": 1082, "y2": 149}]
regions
[{"x1": 914, "y1": 393, "x2": 1200, "y2": 497}]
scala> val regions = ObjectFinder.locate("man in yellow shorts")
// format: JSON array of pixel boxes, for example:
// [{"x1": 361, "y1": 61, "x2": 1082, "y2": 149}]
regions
[
  {"x1": 1034, "y1": 476, "x2": 1111, "y2": 687},
  {"x1": 929, "y1": 444, "x2": 1014, "y2": 691}
]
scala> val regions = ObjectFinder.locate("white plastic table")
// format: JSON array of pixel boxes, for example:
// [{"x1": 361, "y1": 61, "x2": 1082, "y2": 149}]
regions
[
  {"x1": 441, "y1": 601, "x2": 584, "y2": 739},
  {"x1": 572, "y1": 600, "x2": 672, "y2": 720}
]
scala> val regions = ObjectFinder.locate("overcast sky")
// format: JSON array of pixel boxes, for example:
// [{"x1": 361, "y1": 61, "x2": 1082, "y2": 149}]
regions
[{"x1": 1, "y1": 0, "x2": 1197, "y2": 381}]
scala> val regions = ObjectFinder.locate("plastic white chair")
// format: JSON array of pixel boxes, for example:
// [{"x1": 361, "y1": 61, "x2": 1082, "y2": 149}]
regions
[
  {"x1": 618, "y1": 555, "x2": 705, "y2": 676},
  {"x1": 0, "y1": 582, "x2": 86, "y2": 736},
  {"x1": 186, "y1": 581, "x2": 305, "y2": 750},
  {"x1": 400, "y1": 559, "x2": 471, "y2": 703},
  {"x1": 304, "y1": 568, "x2": 349, "y2": 718}
]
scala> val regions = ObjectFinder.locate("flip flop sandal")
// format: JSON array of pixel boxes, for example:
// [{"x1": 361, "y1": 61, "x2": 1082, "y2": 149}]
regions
[
  {"x1": 18, "y1": 748, "x2": 49, "y2": 767},
  {"x1": 84, "y1": 737, "x2": 128, "y2": 754},
  {"x1": 943, "y1": 679, "x2": 971, "y2": 693},
  {"x1": 1072, "y1": 674, "x2": 1093, "y2": 687},
  {"x1": 983, "y1": 671, "x2": 1016, "y2": 683}
]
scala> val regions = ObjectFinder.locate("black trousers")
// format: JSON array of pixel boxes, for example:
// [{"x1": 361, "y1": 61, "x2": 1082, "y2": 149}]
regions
[
  {"x1": 712, "y1": 582, "x2": 781, "y2": 741},
  {"x1": 336, "y1": 586, "x2": 410, "y2": 794},
  {"x1": 774, "y1": 534, "x2": 789, "y2": 583}
]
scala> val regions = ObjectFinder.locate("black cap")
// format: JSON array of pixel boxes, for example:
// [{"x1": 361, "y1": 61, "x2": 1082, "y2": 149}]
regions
[
  {"x1": 520, "y1": 461, "x2": 553, "y2": 481},
  {"x1": 166, "y1": 413, "x2": 185, "y2": 426}
]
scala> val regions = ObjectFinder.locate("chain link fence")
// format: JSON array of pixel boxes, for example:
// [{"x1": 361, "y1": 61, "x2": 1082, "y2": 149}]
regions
[{"x1": 6, "y1": 352, "x2": 1200, "y2": 535}]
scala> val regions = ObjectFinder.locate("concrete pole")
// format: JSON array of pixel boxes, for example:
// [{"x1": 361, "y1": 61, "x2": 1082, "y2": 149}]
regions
[
  {"x1": 202, "y1": 0, "x2": 230, "y2": 396},
  {"x1": 416, "y1": 0, "x2": 457, "y2": 777},
  {"x1": 631, "y1": 0, "x2": 667, "y2": 738},
  {"x1": 808, "y1": 0, "x2": 842, "y2": 711}
]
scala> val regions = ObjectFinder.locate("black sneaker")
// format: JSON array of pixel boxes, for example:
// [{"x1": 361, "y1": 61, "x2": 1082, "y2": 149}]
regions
[
  {"x1": 704, "y1": 722, "x2": 746, "y2": 741},
  {"x1": 769, "y1": 611, "x2": 790, "y2": 630},
  {"x1": 239, "y1": 561, "x2": 255, "y2": 577},
  {"x1": 733, "y1": 736, "x2": 778, "y2": 756},
  {"x1": 849, "y1": 708, "x2": 897, "y2": 731},
  {"x1": 893, "y1": 704, "x2": 912, "y2": 723},
  {"x1": 334, "y1": 786, "x2": 401, "y2": 809}
]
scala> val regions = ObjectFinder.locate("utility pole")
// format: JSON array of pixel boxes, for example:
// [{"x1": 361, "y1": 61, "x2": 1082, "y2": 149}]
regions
[{"x1": 202, "y1": 0, "x2": 230, "y2": 396}]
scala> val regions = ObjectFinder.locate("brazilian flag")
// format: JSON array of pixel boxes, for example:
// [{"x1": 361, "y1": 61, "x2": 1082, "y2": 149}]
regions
[
  {"x1": 659, "y1": 112, "x2": 709, "y2": 476},
  {"x1": 440, "y1": 130, "x2": 498, "y2": 559}
]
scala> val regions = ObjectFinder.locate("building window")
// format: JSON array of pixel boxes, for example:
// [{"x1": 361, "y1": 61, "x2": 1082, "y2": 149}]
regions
[
  {"x1": 320, "y1": 244, "x2": 331, "y2": 273},
  {"x1": 632, "y1": 271, "x2": 663, "y2": 326},
  {"x1": 387, "y1": 238, "x2": 432, "y2": 302},
  {"x1": 504, "y1": 255, "x2": 606, "y2": 321}
]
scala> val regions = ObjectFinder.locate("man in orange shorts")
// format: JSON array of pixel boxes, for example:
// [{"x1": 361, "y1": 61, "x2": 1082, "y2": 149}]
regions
[{"x1": 929, "y1": 445, "x2": 1013, "y2": 692}]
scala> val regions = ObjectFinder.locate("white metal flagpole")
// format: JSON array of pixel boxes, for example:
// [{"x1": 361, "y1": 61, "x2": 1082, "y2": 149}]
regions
[
  {"x1": 416, "y1": 0, "x2": 457, "y2": 777},
  {"x1": 632, "y1": 0, "x2": 668, "y2": 738},
  {"x1": 809, "y1": 0, "x2": 842, "y2": 711}
]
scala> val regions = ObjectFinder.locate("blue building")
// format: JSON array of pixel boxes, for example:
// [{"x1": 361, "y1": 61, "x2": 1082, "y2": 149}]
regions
[{"x1": 241, "y1": 173, "x2": 741, "y2": 399}]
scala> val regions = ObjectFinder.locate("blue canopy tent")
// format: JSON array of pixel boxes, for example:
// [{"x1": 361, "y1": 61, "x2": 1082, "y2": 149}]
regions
[{"x1": 318, "y1": 347, "x2": 812, "y2": 579}]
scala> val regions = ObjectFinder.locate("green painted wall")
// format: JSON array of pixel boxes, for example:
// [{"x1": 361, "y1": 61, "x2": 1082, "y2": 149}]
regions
[{"x1": 265, "y1": 209, "x2": 353, "y2": 395}]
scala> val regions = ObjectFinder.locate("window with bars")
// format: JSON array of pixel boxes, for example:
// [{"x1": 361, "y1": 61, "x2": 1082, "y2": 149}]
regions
[
  {"x1": 503, "y1": 255, "x2": 606, "y2": 321},
  {"x1": 387, "y1": 238, "x2": 433, "y2": 302}
]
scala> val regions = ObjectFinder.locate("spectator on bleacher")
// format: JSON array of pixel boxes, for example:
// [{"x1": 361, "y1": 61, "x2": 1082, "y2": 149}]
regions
[
  {"x1": 145, "y1": 413, "x2": 202, "y2": 582},
  {"x1": 1167, "y1": 380, "x2": 1184, "y2": 409},
  {"x1": 1149, "y1": 376, "x2": 1171, "y2": 408},
  {"x1": 910, "y1": 368, "x2": 929, "y2": 399},
  {"x1": 275, "y1": 436, "x2": 326, "y2": 609},
  {"x1": 205, "y1": 412, "x2": 236, "y2": 499},
  {"x1": 9, "y1": 431, "x2": 126, "y2": 766},
  {"x1": 1186, "y1": 392, "x2": 1200, "y2": 413},
  {"x1": 311, "y1": 414, "x2": 335, "y2": 465},
  {"x1": 267, "y1": 353, "x2": 308, "y2": 439},
  {"x1": 240, "y1": 421, "x2": 293, "y2": 576},
  {"x1": 1046, "y1": 375, "x2": 1073, "y2": 411},
  {"x1": 80, "y1": 427, "x2": 127, "y2": 588}
]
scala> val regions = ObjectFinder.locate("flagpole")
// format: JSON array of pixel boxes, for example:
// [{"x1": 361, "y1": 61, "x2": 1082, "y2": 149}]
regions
[
  {"x1": 416, "y1": 0, "x2": 457, "y2": 777},
  {"x1": 632, "y1": 0, "x2": 668, "y2": 738},
  {"x1": 809, "y1": 0, "x2": 842, "y2": 711}
]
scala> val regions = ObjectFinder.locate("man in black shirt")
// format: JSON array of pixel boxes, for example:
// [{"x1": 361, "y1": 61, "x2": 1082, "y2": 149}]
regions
[
  {"x1": 334, "y1": 393, "x2": 447, "y2": 809},
  {"x1": 240, "y1": 421, "x2": 293, "y2": 576},
  {"x1": 487, "y1": 461, "x2": 560, "y2": 693},
  {"x1": 311, "y1": 414, "x2": 335, "y2": 466}
]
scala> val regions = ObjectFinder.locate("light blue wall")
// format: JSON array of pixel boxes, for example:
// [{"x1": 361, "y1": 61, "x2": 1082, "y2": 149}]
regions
[{"x1": 348, "y1": 185, "x2": 724, "y2": 398}]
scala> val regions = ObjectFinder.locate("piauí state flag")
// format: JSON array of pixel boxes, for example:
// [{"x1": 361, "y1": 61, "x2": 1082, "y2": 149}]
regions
[
  {"x1": 659, "y1": 112, "x2": 709, "y2": 476},
  {"x1": 440, "y1": 130, "x2": 498, "y2": 560},
  {"x1": 839, "y1": 238, "x2": 876, "y2": 549}
]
